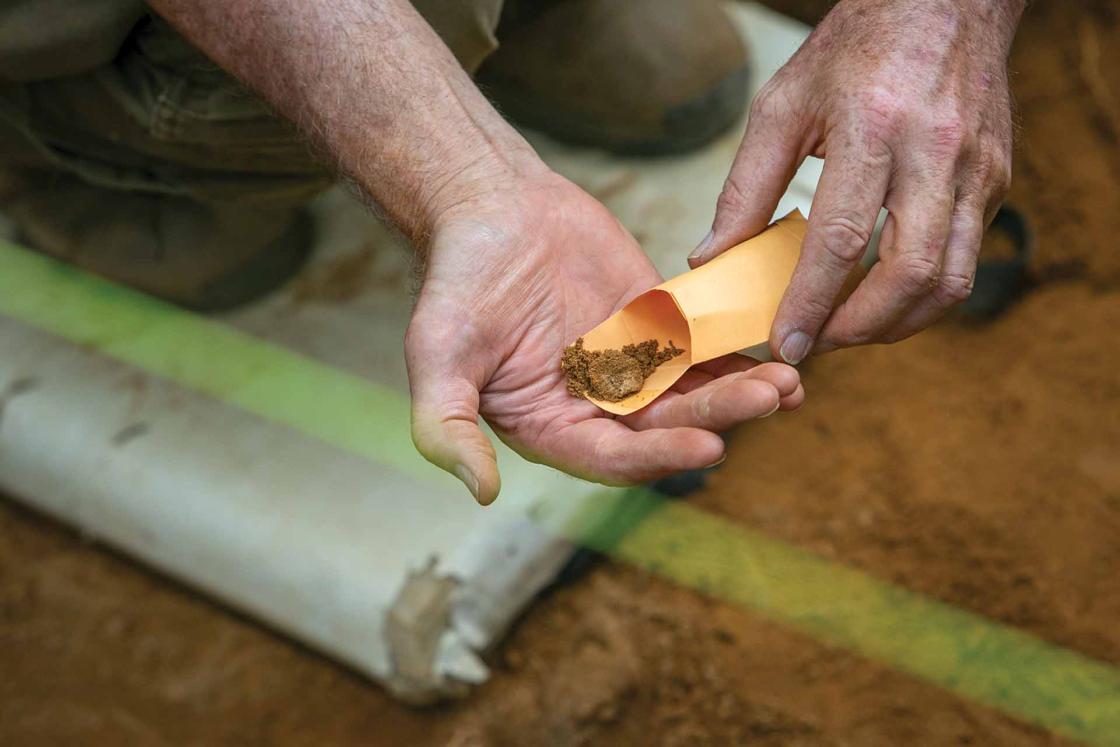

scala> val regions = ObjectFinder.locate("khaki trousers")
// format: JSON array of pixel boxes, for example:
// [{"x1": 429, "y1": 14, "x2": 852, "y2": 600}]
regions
[{"x1": 0, "y1": 0, "x2": 506, "y2": 208}]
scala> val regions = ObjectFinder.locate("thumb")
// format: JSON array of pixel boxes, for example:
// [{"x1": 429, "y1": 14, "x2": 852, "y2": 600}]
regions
[
  {"x1": 689, "y1": 88, "x2": 803, "y2": 269},
  {"x1": 408, "y1": 362, "x2": 501, "y2": 506}
]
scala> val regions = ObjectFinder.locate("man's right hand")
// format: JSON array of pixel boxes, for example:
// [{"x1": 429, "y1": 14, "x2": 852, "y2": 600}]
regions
[{"x1": 406, "y1": 168, "x2": 804, "y2": 504}]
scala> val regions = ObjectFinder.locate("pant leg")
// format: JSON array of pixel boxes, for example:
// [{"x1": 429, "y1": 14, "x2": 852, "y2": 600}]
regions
[
  {"x1": 0, "y1": 0, "x2": 506, "y2": 309},
  {"x1": 0, "y1": 16, "x2": 332, "y2": 209},
  {"x1": 0, "y1": 1, "x2": 506, "y2": 208},
  {"x1": 0, "y1": 0, "x2": 146, "y2": 82},
  {"x1": 414, "y1": 0, "x2": 505, "y2": 75}
]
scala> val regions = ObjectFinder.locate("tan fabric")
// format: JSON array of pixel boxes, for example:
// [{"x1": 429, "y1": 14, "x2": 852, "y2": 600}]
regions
[
  {"x1": 0, "y1": 0, "x2": 146, "y2": 82},
  {"x1": 414, "y1": 0, "x2": 504, "y2": 75},
  {"x1": 0, "y1": 0, "x2": 505, "y2": 206}
]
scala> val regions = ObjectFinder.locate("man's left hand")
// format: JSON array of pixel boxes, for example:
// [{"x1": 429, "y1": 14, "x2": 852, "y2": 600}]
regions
[{"x1": 689, "y1": 0, "x2": 1023, "y2": 362}]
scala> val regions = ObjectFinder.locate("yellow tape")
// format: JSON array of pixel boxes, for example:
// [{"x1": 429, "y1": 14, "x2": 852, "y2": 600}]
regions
[{"x1": 559, "y1": 489, "x2": 1120, "y2": 744}]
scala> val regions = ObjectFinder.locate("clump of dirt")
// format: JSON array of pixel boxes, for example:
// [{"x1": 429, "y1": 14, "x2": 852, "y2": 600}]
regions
[{"x1": 561, "y1": 337, "x2": 684, "y2": 401}]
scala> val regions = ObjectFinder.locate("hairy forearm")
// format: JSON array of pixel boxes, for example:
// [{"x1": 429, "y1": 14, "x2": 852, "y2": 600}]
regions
[{"x1": 147, "y1": 0, "x2": 545, "y2": 243}]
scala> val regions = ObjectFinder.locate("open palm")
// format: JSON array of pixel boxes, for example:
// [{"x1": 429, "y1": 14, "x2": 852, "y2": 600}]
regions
[{"x1": 406, "y1": 174, "x2": 803, "y2": 504}]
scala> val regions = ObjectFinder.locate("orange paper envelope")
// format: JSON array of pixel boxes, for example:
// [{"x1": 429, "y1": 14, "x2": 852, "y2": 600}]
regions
[{"x1": 579, "y1": 210, "x2": 808, "y2": 415}]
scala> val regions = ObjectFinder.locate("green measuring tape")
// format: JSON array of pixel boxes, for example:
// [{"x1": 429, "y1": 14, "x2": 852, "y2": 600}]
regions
[{"x1": 2, "y1": 240, "x2": 1118, "y2": 744}]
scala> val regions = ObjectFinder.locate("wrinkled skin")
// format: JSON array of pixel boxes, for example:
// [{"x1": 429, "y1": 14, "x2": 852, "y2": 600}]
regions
[
  {"x1": 406, "y1": 174, "x2": 804, "y2": 504},
  {"x1": 690, "y1": 0, "x2": 1021, "y2": 363}
]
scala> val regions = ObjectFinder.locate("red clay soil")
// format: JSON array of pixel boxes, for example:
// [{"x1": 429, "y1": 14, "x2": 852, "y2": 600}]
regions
[{"x1": 2, "y1": 2, "x2": 1119, "y2": 744}]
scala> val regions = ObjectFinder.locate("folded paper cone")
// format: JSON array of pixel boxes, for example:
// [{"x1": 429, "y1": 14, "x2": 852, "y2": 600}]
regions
[{"x1": 581, "y1": 210, "x2": 808, "y2": 415}]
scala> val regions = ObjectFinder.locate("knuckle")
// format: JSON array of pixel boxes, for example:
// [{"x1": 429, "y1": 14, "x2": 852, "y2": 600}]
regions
[
  {"x1": 929, "y1": 116, "x2": 968, "y2": 154},
  {"x1": 893, "y1": 253, "x2": 942, "y2": 297},
  {"x1": 835, "y1": 329, "x2": 876, "y2": 348},
  {"x1": 815, "y1": 215, "x2": 873, "y2": 264},
  {"x1": 715, "y1": 176, "x2": 749, "y2": 215},
  {"x1": 786, "y1": 289, "x2": 836, "y2": 323},
  {"x1": 820, "y1": 322, "x2": 875, "y2": 349},
  {"x1": 991, "y1": 157, "x2": 1013, "y2": 198},
  {"x1": 972, "y1": 142, "x2": 1013, "y2": 198},
  {"x1": 851, "y1": 86, "x2": 908, "y2": 140},
  {"x1": 936, "y1": 272, "x2": 975, "y2": 305},
  {"x1": 749, "y1": 80, "x2": 788, "y2": 122},
  {"x1": 748, "y1": 90, "x2": 774, "y2": 121}
]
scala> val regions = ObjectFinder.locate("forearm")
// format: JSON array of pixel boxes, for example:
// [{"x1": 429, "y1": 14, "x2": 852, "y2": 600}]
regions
[{"x1": 147, "y1": 0, "x2": 546, "y2": 243}]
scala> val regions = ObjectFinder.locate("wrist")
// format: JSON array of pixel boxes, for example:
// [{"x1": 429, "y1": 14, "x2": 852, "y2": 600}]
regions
[
  {"x1": 343, "y1": 65, "x2": 551, "y2": 246},
  {"x1": 411, "y1": 138, "x2": 550, "y2": 243}
]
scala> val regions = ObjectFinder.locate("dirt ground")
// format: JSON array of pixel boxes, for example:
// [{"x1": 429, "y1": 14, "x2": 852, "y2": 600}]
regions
[{"x1": 3, "y1": 1, "x2": 1119, "y2": 744}]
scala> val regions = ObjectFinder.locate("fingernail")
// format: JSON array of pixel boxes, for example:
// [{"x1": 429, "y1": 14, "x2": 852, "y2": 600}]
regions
[
  {"x1": 687, "y1": 230, "x2": 715, "y2": 266},
  {"x1": 779, "y1": 331, "x2": 813, "y2": 365},
  {"x1": 454, "y1": 463, "x2": 480, "y2": 502},
  {"x1": 703, "y1": 454, "x2": 727, "y2": 469},
  {"x1": 761, "y1": 399, "x2": 782, "y2": 418}
]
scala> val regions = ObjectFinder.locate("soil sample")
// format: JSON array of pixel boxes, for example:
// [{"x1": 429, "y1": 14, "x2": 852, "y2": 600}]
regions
[{"x1": 562, "y1": 337, "x2": 684, "y2": 402}]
